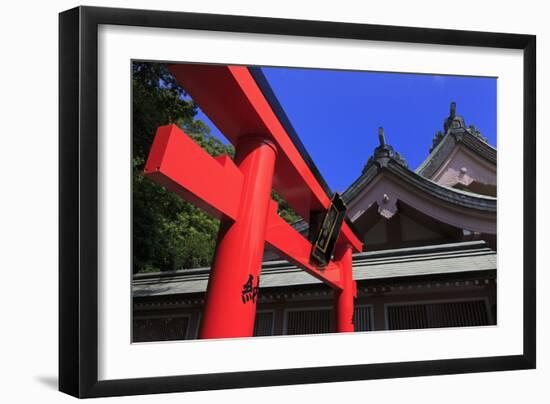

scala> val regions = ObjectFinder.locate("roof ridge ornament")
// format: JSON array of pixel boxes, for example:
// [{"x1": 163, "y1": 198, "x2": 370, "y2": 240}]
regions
[
  {"x1": 430, "y1": 102, "x2": 489, "y2": 152},
  {"x1": 444, "y1": 101, "x2": 466, "y2": 133},
  {"x1": 378, "y1": 126, "x2": 386, "y2": 147},
  {"x1": 362, "y1": 127, "x2": 408, "y2": 173}
]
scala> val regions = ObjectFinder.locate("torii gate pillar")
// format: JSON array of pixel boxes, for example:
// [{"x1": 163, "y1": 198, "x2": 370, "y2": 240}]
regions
[
  {"x1": 335, "y1": 244, "x2": 356, "y2": 332},
  {"x1": 199, "y1": 137, "x2": 278, "y2": 339}
]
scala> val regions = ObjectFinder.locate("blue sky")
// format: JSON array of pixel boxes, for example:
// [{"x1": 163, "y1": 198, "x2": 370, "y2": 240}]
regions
[{"x1": 194, "y1": 67, "x2": 496, "y2": 193}]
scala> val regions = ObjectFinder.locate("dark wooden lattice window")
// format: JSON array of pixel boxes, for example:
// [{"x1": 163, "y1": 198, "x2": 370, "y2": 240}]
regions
[
  {"x1": 387, "y1": 300, "x2": 489, "y2": 330},
  {"x1": 253, "y1": 311, "x2": 275, "y2": 336},
  {"x1": 354, "y1": 305, "x2": 374, "y2": 332},
  {"x1": 285, "y1": 309, "x2": 332, "y2": 335},
  {"x1": 133, "y1": 316, "x2": 190, "y2": 342}
]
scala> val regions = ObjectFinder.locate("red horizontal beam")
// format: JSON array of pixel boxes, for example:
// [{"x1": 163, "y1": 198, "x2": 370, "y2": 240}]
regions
[
  {"x1": 168, "y1": 64, "x2": 362, "y2": 253},
  {"x1": 144, "y1": 125, "x2": 243, "y2": 221},
  {"x1": 265, "y1": 201, "x2": 342, "y2": 289}
]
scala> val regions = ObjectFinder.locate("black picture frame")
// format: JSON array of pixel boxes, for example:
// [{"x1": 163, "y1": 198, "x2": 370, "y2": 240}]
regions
[{"x1": 59, "y1": 5, "x2": 536, "y2": 398}]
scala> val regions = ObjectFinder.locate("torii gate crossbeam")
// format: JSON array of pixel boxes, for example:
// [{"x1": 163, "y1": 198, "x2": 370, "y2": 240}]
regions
[{"x1": 145, "y1": 64, "x2": 362, "y2": 339}]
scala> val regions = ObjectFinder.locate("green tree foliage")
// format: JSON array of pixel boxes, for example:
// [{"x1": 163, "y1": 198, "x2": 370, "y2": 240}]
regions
[
  {"x1": 272, "y1": 191, "x2": 301, "y2": 223},
  {"x1": 133, "y1": 62, "x2": 299, "y2": 273}
]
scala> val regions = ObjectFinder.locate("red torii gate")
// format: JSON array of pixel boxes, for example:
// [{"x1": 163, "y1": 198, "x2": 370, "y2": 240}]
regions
[{"x1": 144, "y1": 64, "x2": 363, "y2": 339}]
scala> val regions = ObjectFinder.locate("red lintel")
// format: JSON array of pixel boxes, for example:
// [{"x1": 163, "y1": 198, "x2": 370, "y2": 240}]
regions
[
  {"x1": 144, "y1": 125, "x2": 243, "y2": 221},
  {"x1": 168, "y1": 64, "x2": 362, "y2": 253}
]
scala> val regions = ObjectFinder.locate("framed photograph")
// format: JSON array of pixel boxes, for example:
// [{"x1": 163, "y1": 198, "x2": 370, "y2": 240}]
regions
[{"x1": 59, "y1": 6, "x2": 536, "y2": 398}]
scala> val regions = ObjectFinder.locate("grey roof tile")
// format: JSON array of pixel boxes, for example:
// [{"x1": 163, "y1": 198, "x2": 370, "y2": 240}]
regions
[{"x1": 133, "y1": 241, "x2": 496, "y2": 298}]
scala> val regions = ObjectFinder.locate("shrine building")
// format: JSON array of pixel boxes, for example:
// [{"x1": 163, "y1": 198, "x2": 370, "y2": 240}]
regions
[{"x1": 132, "y1": 103, "x2": 497, "y2": 342}]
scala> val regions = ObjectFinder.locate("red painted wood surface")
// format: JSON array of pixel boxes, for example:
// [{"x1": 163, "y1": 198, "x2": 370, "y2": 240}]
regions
[
  {"x1": 144, "y1": 125, "x2": 243, "y2": 221},
  {"x1": 334, "y1": 245, "x2": 356, "y2": 332},
  {"x1": 168, "y1": 64, "x2": 362, "y2": 253},
  {"x1": 198, "y1": 137, "x2": 278, "y2": 338}
]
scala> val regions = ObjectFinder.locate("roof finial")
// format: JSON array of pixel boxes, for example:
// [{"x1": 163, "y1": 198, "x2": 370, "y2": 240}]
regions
[
  {"x1": 378, "y1": 127, "x2": 386, "y2": 147},
  {"x1": 363, "y1": 126, "x2": 407, "y2": 173},
  {"x1": 444, "y1": 101, "x2": 465, "y2": 133}
]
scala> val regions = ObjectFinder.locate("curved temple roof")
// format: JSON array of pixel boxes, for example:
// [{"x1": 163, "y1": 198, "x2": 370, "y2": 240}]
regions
[
  {"x1": 416, "y1": 102, "x2": 497, "y2": 179},
  {"x1": 292, "y1": 106, "x2": 497, "y2": 238},
  {"x1": 342, "y1": 143, "x2": 496, "y2": 235},
  {"x1": 344, "y1": 152, "x2": 496, "y2": 214}
]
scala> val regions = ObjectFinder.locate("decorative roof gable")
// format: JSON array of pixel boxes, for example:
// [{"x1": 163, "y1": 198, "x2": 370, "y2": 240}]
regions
[{"x1": 418, "y1": 102, "x2": 496, "y2": 179}]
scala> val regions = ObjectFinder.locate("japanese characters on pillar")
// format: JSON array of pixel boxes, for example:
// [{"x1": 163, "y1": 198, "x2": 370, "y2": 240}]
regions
[{"x1": 144, "y1": 63, "x2": 362, "y2": 339}]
